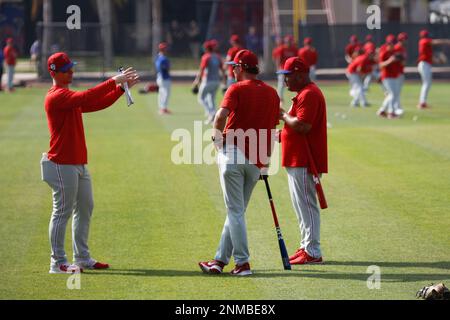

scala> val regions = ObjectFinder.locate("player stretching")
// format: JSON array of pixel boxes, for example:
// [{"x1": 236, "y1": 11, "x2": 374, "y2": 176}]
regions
[
  {"x1": 41, "y1": 52, "x2": 139, "y2": 273},
  {"x1": 417, "y1": 30, "x2": 450, "y2": 109}
]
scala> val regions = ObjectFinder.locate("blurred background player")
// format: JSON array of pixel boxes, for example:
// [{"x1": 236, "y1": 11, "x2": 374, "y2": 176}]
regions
[
  {"x1": 3, "y1": 38, "x2": 18, "y2": 92},
  {"x1": 274, "y1": 35, "x2": 298, "y2": 103},
  {"x1": 0, "y1": 47, "x2": 4, "y2": 92},
  {"x1": 298, "y1": 37, "x2": 318, "y2": 81},
  {"x1": 277, "y1": 57, "x2": 327, "y2": 265},
  {"x1": 224, "y1": 34, "x2": 244, "y2": 89},
  {"x1": 345, "y1": 35, "x2": 361, "y2": 64},
  {"x1": 193, "y1": 40, "x2": 226, "y2": 124},
  {"x1": 346, "y1": 48, "x2": 374, "y2": 107},
  {"x1": 155, "y1": 42, "x2": 172, "y2": 115},
  {"x1": 377, "y1": 35, "x2": 402, "y2": 119},
  {"x1": 362, "y1": 35, "x2": 378, "y2": 92},
  {"x1": 393, "y1": 32, "x2": 408, "y2": 116},
  {"x1": 417, "y1": 29, "x2": 450, "y2": 110}
]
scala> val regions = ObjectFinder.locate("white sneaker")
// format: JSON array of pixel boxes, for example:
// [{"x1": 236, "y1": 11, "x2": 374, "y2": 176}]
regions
[{"x1": 49, "y1": 263, "x2": 82, "y2": 274}]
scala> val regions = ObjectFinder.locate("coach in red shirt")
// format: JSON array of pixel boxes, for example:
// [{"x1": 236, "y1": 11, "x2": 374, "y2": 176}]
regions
[
  {"x1": 3, "y1": 38, "x2": 18, "y2": 92},
  {"x1": 41, "y1": 52, "x2": 139, "y2": 274},
  {"x1": 199, "y1": 50, "x2": 280, "y2": 276},
  {"x1": 278, "y1": 57, "x2": 327, "y2": 265}
]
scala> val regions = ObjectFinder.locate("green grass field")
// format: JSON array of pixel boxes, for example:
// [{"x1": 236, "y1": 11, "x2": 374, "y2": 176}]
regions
[{"x1": 0, "y1": 81, "x2": 449, "y2": 300}]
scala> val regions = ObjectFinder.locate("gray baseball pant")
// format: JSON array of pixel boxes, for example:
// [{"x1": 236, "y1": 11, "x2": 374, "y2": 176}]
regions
[
  {"x1": 40, "y1": 153, "x2": 93, "y2": 267},
  {"x1": 277, "y1": 74, "x2": 285, "y2": 101},
  {"x1": 198, "y1": 80, "x2": 220, "y2": 117},
  {"x1": 214, "y1": 145, "x2": 260, "y2": 265},
  {"x1": 286, "y1": 167, "x2": 322, "y2": 259},
  {"x1": 156, "y1": 75, "x2": 171, "y2": 110}
]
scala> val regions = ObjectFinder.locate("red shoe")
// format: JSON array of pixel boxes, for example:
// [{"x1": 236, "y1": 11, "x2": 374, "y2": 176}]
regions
[
  {"x1": 199, "y1": 260, "x2": 226, "y2": 274},
  {"x1": 289, "y1": 248, "x2": 305, "y2": 261},
  {"x1": 49, "y1": 263, "x2": 83, "y2": 274},
  {"x1": 230, "y1": 262, "x2": 252, "y2": 276},
  {"x1": 290, "y1": 251, "x2": 323, "y2": 265},
  {"x1": 388, "y1": 113, "x2": 399, "y2": 119},
  {"x1": 159, "y1": 109, "x2": 172, "y2": 115},
  {"x1": 417, "y1": 103, "x2": 430, "y2": 110},
  {"x1": 377, "y1": 110, "x2": 387, "y2": 118},
  {"x1": 92, "y1": 262, "x2": 110, "y2": 269}
]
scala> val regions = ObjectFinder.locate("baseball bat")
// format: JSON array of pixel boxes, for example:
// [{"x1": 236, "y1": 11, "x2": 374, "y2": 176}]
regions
[
  {"x1": 118, "y1": 67, "x2": 134, "y2": 107},
  {"x1": 261, "y1": 175, "x2": 291, "y2": 271},
  {"x1": 305, "y1": 141, "x2": 328, "y2": 210}
]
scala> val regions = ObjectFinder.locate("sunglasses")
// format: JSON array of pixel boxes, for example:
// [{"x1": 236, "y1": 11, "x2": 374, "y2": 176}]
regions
[{"x1": 232, "y1": 64, "x2": 242, "y2": 69}]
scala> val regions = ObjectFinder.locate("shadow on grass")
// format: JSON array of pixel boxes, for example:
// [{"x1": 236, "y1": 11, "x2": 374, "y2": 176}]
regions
[{"x1": 85, "y1": 260, "x2": 450, "y2": 283}]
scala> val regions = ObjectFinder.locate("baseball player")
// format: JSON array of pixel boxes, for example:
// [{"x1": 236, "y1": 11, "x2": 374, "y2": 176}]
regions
[
  {"x1": 377, "y1": 35, "x2": 401, "y2": 119},
  {"x1": 3, "y1": 38, "x2": 18, "y2": 92},
  {"x1": 274, "y1": 35, "x2": 298, "y2": 103},
  {"x1": 199, "y1": 49, "x2": 280, "y2": 276},
  {"x1": 41, "y1": 52, "x2": 139, "y2": 273},
  {"x1": 417, "y1": 30, "x2": 450, "y2": 109},
  {"x1": 224, "y1": 34, "x2": 244, "y2": 89},
  {"x1": 393, "y1": 32, "x2": 408, "y2": 116},
  {"x1": 298, "y1": 37, "x2": 318, "y2": 81},
  {"x1": 0, "y1": 49, "x2": 4, "y2": 91},
  {"x1": 362, "y1": 35, "x2": 378, "y2": 92},
  {"x1": 345, "y1": 35, "x2": 361, "y2": 64},
  {"x1": 193, "y1": 40, "x2": 226, "y2": 124},
  {"x1": 346, "y1": 48, "x2": 374, "y2": 107},
  {"x1": 155, "y1": 42, "x2": 172, "y2": 115},
  {"x1": 277, "y1": 57, "x2": 327, "y2": 265}
]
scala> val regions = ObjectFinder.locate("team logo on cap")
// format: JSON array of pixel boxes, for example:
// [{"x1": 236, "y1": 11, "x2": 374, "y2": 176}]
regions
[{"x1": 50, "y1": 64, "x2": 56, "y2": 71}]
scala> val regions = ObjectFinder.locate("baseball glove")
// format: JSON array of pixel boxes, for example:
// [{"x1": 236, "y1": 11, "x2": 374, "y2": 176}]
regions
[
  {"x1": 416, "y1": 283, "x2": 450, "y2": 300},
  {"x1": 192, "y1": 85, "x2": 199, "y2": 95}
]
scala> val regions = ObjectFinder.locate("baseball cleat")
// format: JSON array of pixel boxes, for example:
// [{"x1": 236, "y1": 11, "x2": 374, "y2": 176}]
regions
[
  {"x1": 49, "y1": 263, "x2": 83, "y2": 274},
  {"x1": 377, "y1": 110, "x2": 387, "y2": 118},
  {"x1": 289, "y1": 248, "x2": 305, "y2": 261},
  {"x1": 74, "y1": 259, "x2": 109, "y2": 270},
  {"x1": 417, "y1": 103, "x2": 430, "y2": 110},
  {"x1": 230, "y1": 262, "x2": 252, "y2": 276},
  {"x1": 199, "y1": 260, "x2": 225, "y2": 274},
  {"x1": 290, "y1": 251, "x2": 323, "y2": 265}
]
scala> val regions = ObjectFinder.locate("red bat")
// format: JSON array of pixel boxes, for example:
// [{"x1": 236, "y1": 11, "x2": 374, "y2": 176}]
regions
[{"x1": 305, "y1": 140, "x2": 328, "y2": 210}]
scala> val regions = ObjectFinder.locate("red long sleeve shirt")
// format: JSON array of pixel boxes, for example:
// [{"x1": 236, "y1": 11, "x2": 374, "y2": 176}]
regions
[{"x1": 45, "y1": 79, "x2": 124, "y2": 164}]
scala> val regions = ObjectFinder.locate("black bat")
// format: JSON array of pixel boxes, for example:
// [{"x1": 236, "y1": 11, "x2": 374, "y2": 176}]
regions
[{"x1": 261, "y1": 175, "x2": 291, "y2": 270}]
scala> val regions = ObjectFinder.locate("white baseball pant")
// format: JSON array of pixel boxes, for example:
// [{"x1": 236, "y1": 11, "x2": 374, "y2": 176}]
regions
[
  {"x1": 277, "y1": 73, "x2": 285, "y2": 102},
  {"x1": 198, "y1": 80, "x2": 220, "y2": 117},
  {"x1": 156, "y1": 75, "x2": 171, "y2": 110},
  {"x1": 347, "y1": 73, "x2": 367, "y2": 107},
  {"x1": 286, "y1": 167, "x2": 322, "y2": 259},
  {"x1": 418, "y1": 61, "x2": 432, "y2": 105}
]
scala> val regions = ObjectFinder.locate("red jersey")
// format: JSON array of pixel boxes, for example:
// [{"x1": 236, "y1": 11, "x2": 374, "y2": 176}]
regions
[
  {"x1": 3, "y1": 45, "x2": 18, "y2": 66},
  {"x1": 380, "y1": 47, "x2": 400, "y2": 79},
  {"x1": 298, "y1": 47, "x2": 318, "y2": 67},
  {"x1": 347, "y1": 54, "x2": 373, "y2": 75},
  {"x1": 281, "y1": 83, "x2": 328, "y2": 173},
  {"x1": 418, "y1": 38, "x2": 432, "y2": 64},
  {"x1": 277, "y1": 45, "x2": 298, "y2": 68},
  {"x1": 45, "y1": 79, "x2": 124, "y2": 164},
  {"x1": 221, "y1": 79, "x2": 280, "y2": 168},
  {"x1": 394, "y1": 43, "x2": 407, "y2": 74},
  {"x1": 345, "y1": 43, "x2": 360, "y2": 58},
  {"x1": 226, "y1": 45, "x2": 243, "y2": 78}
]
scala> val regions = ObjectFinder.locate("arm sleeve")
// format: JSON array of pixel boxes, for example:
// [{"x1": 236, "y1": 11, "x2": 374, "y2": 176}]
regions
[
  {"x1": 81, "y1": 85, "x2": 124, "y2": 113},
  {"x1": 48, "y1": 78, "x2": 119, "y2": 111},
  {"x1": 296, "y1": 91, "x2": 318, "y2": 126}
]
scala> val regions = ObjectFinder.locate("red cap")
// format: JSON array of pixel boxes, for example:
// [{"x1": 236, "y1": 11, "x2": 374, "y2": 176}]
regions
[
  {"x1": 230, "y1": 34, "x2": 240, "y2": 43},
  {"x1": 277, "y1": 57, "x2": 309, "y2": 74},
  {"x1": 6, "y1": 37, "x2": 14, "y2": 44},
  {"x1": 47, "y1": 52, "x2": 77, "y2": 72},
  {"x1": 420, "y1": 29, "x2": 429, "y2": 38},
  {"x1": 365, "y1": 35, "x2": 373, "y2": 42},
  {"x1": 284, "y1": 35, "x2": 294, "y2": 43},
  {"x1": 226, "y1": 49, "x2": 259, "y2": 69},
  {"x1": 158, "y1": 42, "x2": 168, "y2": 50},
  {"x1": 209, "y1": 39, "x2": 219, "y2": 49},
  {"x1": 304, "y1": 37, "x2": 312, "y2": 45},
  {"x1": 397, "y1": 32, "x2": 408, "y2": 41},
  {"x1": 350, "y1": 35, "x2": 358, "y2": 42},
  {"x1": 385, "y1": 34, "x2": 396, "y2": 44}
]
